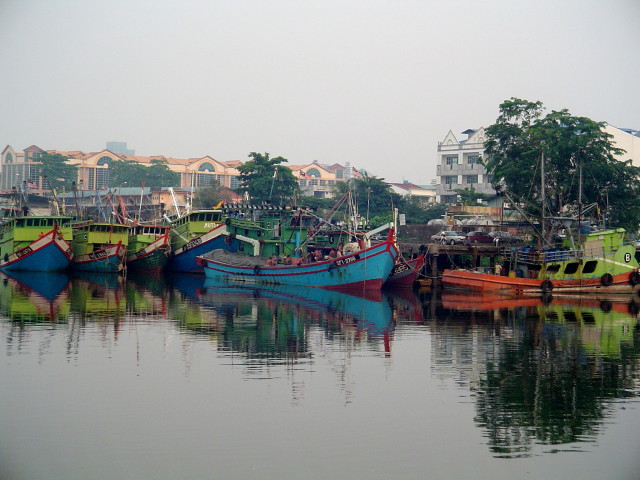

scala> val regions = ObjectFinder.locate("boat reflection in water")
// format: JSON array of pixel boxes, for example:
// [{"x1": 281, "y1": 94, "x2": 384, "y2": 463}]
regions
[
  {"x1": 157, "y1": 276, "x2": 400, "y2": 360},
  {"x1": 438, "y1": 290, "x2": 640, "y2": 458},
  {"x1": 0, "y1": 270, "x2": 71, "y2": 323}
]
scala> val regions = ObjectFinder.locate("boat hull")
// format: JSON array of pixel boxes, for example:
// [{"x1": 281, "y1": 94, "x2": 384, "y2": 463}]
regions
[
  {"x1": 442, "y1": 268, "x2": 640, "y2": 294},
  {"x1": 127, "y1": 233, "x2": 171, "y2": 273},
  {"x1": 385, "y1": 255, "x2": 425, "y2": 289},
  {"x1": 73, "y1": 242, "x2": 127, "y2": 273},
  {"x1": 167, "y1": 224, "x2": 236, "y2": 273},
  {"x1": 199, "y1": 239, "x2": 399, "y2": 292},
  {"x1": 0, "y1": 229, "x2": 73, "y2": 272}
]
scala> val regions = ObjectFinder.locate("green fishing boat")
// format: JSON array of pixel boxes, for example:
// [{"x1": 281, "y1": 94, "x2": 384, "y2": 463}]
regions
[
  {"x1": 127, "y1": 224, "x2": 171, "y2": 273},
  {"x1": 0, "y1": 212, "x2": 74, "y2": 272},
  {"x1": 72, "y1": 221, "x2": 130, "y2": 273}
]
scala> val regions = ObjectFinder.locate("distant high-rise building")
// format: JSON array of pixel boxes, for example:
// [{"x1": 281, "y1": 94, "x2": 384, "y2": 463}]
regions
[{"x1": 106, "y1": 141, "x2": 135, "y2": 155}]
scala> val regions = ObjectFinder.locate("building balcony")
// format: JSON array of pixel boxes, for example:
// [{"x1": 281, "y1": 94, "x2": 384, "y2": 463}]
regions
[
  {"x1": 437, "y1": 163, "x2": 486, "y2": 176},
  {"x1": 436, "y1": 182, "x2": 495, "y2": 196}
]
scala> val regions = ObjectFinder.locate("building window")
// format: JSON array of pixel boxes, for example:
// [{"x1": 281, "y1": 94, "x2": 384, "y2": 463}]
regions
[
  {"x1": 336, "y1": 170, "x2": 343, "y2": 179},
  {"x1": 5, "y1": 153, "x2": 13, "y2": 163},
  {"x1": 468, "y1": 155, "x2": 480, "y2": 165},
  {"x1": 306, "y1": 168, "x2": 321, "y2": 177},
  {"x1": 230, "y1": 176, "x2": 240, "y2": 189},
  {"x1": 96, "y1": 156, "x2": 111, "y2": 189},
  {"x1": 2, "y1": 164, "x2": 15, "y2": 189},
  {"x1": 28, "y1": 164, "x2": 40, "y2": 188},
  {"x1": 197, "y1": 173, "x2": 217, "y2": 186},
  {"x1": 328, "y1": 180, "x2": 335, "y2": 186},
  {"x1": 96, "y1": 167, "x2": 110, "y2": 189},
  {"x1": 310, "y1": 179, "x2": 318, "y2": 186},
  {"x1": 443, "y1": 175, "x2": 457, "y2": 186},
  {"x1": 465, "y1": 175, "x2": 478, "y2": 185},
  {"x1": 320, "y1": 180, "x2": 326, "y2": 186},
  {"x1": 88, "y1": 168, "x2": 95, "y2": 190},
  {"x1": 299, "y1": 179, "x2": 307, "y2": 187},
  {"x1": 445, "y1": 156, "x2": 458, "y2": 165}
]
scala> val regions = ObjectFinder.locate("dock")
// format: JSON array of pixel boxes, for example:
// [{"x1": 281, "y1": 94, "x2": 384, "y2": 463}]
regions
[{"x1": 398, "y1": 242, "x2": 503, "y2": 283}]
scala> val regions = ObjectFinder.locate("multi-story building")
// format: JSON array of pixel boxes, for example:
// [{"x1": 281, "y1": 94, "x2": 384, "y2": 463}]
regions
[
  {"x1": 288, "y1": 160, "x2": 360, "y2": 198},
  {"x1": 435, "y1": 128, "x2": 494, "y2": 204},
  {"x1": 0, "y1": 145, "x2": 360, "y2": 200}
]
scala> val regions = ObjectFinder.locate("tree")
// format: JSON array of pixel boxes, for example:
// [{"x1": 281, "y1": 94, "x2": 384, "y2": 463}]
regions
[
  {"x1": 36, "y1": 152, "x2": 78, "y2": 192},
  {"x1": 399, "y1": 197, "x2": 448, "y2": 224},
  {"x1": 108, "y1": 159, "x2": 179, "y2": 187},
  {"x1": 454, "y1": 187, "x2": 493, "y2": 206},
  {"x1": 483, "y1": 98, "x2": 640, "y2": 234},
  {"x1": 193, "y1": 183, "x2": 236, "y2": 209},
  {"x1": 236, "y1": 152, "x2": 299, "y2": 204},
  {"x1": 347, "y1": 174, "x2": 401, "y2": 226}
]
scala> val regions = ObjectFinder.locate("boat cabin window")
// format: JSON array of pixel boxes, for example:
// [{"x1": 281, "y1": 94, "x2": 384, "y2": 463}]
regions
[
  {"x1": 582, "y1": 312, "x2": 596, "y2": 324},
  {"x1": 545, "y1": 312, "x2": 559, "y2": 321},
  {"x1": 546, "y1": 264, "x2": 561, "y2": 273},
  {"x1": 564, "y1": 311, "x2": 578, "y2": 322},
  {"x1": 564, "y1": 262, "x2": 580, "y2": 275},
  {"x1": 582, "y1": 260, "x2": 597, "y2": 274}
]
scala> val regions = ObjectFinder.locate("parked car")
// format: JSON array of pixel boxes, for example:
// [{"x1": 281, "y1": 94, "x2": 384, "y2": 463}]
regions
[
  {"x1": 431, "y1": 231, "x2": 466, "y2": 245},
  {"x1": 488, "y1": 231, "x2": 524, "y2": 245},
  {"x1": 463, "y1": 231, "x2": 494, "y2": 245}
]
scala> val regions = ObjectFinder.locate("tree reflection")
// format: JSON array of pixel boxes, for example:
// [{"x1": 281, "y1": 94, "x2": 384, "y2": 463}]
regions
[{"x1": 437, "y1": 293, "x2": 640, "y2": 457}]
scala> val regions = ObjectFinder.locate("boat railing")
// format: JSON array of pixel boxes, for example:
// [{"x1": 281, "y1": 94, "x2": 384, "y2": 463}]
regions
[{"x1": 505, "y1": 245, "x2": 613, "y2": 264}]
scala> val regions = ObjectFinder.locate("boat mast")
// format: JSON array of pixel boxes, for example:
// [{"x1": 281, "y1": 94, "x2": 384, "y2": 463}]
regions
[
  {"x1": 540, "y1": 146, "x2": 546, "y2": 244},
  {"x1": 578, "y1": 149, "x2": 583, "y2": 240}
]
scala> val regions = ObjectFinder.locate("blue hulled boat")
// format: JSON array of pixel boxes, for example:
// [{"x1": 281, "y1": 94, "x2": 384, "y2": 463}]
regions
[
  {"x1": 198, "y1": 229, "x2": 399, "y2": 292},
  {"x1": 0, "y1": 215, "x2": 74, "y2": 272},
  {"x1": 166, "y1": 209, "x2": 237, "y2": 273}
]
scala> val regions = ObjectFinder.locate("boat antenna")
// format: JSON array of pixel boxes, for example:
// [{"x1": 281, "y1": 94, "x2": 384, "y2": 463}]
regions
[
  {"x1": 268, "y1": 168, "x2": 277, "y2": 201},
  {"x1": 138, "y1": 179, "x2": 145, "y2": 224},
  {"x1": 72, "y1": 181, "x2": 81, "y2": 217},
  {"x1": 578, "y1": 148, "x2": 583, "y2": 241},
  {"x1": 540, "y1": 143, "x2": 546, "y2": 244}
]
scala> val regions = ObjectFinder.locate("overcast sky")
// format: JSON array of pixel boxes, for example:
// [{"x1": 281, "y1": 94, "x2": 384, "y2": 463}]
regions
[{"x1": 1, "y1": 0, "x2": 638, "y2": 185}]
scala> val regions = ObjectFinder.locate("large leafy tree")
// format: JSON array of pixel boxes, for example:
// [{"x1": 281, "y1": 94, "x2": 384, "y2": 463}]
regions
[
  {"x1": 36, "y1": 152, "x2": 78, "y2": 192},
  {"x1": 108, "y1": 159, "x2": 179, "y2": 187},
  {"x1": 236, "y1": 152, "x2": 299, "y2": 204},
  {"x1": 399, "y1": 197, "x2": 448, "y2": 224},
  {"x1": 483, "y1": 98, "x2": 640, "y2": 234},
  {"x1": 329, "y1": 175, "x2": 401, "y2": 227},
  {"x1": 454, "y1": 187, "x2": 493, "y2": 206},
  {"x1": 193, "y1": 183, "x2": 236, "y2": 209}
]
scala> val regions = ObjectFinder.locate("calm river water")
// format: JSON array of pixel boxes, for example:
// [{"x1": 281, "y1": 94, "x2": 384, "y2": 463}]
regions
[{"x1": 1, "y1": 271, "x2": 639, "y2": 480}]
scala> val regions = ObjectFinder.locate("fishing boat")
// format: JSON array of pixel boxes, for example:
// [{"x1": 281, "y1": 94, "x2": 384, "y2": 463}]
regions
[
  {"x1": 72, "y1": 221, "x2": 130, "y2": 273},
  {"x1": 442, "y1": 227, "x2": 640, "y2": 294},
  {"x1": 385, "y1": 254, "x2": 425, "y2": 289},
  {"x1": 126, "y1": 224, "x2": 172, "y2": 272},
  {"x1": 0, "y1": 213, "x2": 74, "y2": 272},
  {"x1": 166, "y1": 209, "x2": 236, "y2": 273},
  {"x1": 222, "y1": 204, "x2": 316, "y2": 259},
  {"x1": 443, "y1": 145, "x2": 640, "y2": 295},
  {"x1": 197, "y1": 228, "x2": 399, "y2": 292}
]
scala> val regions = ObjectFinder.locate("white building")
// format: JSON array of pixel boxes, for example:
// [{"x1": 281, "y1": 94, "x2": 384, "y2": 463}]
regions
[
  {"x1": 435, "y1": 128, "x2": 494, "y2": 204},
  {"x1": 604, "y1": 124, "x2": 640, "y2": 166},
  {"x1": 388, "y1": 181, "x2": 435, "y2": 204}
]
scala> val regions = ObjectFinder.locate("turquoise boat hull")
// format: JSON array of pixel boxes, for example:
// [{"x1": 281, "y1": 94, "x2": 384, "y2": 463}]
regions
[{"x1": 199, "y1": 239, "x2": 398, "y2": 292}]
